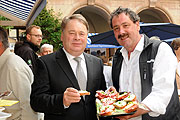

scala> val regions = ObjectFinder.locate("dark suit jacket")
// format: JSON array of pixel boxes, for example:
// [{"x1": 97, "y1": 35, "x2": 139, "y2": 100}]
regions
[{"x1": 30, "y1": 48, "x2": 107, "y2": 120}]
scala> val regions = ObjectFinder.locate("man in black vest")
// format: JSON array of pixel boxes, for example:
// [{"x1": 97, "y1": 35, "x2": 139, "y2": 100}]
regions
[{"x1": 110, "y1": 7, "x2": 180, "y2": 120}]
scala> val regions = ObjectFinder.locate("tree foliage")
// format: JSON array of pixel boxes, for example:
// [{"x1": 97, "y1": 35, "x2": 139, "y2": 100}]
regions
[
  {"x1": 0, "y1": 15, "x2": 10, "y2": 21},
  {"x1": 33, "y1": 7, "x2": 62, "y2": 50},
  {"x1": 0, "y1": 15, "x2": 13, "y2": 29}
]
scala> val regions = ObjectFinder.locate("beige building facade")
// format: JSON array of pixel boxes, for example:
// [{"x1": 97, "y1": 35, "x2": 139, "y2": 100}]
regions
[
  {"x1": 47, "y1": 0, "x2": 180, "y2": 33},
  {"x1": 46, "y1": 0, "x2": 180, "y2": 58}
]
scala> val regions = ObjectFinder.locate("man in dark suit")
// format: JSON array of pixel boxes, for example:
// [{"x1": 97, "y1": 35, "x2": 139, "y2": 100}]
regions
[{"x1": 30, "y1": 14, "x2": 107, "y2": 120}]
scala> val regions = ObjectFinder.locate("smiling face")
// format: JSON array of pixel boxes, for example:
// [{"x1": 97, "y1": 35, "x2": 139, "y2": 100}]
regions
[
  {"x1": 61, "y1": 19, "x2": 88, "y2": 56},
  {"x1": 112, "y1": 13, "x2": 141, "y2": 52}
]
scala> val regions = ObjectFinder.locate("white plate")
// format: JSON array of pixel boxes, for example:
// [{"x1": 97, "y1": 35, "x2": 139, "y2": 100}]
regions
[
  {"x1": 0, "y1": 107, "x2": 5, "y2": 112},
  {"x1": 0, "y1": 112, "x2": 11, "y2": 120}
]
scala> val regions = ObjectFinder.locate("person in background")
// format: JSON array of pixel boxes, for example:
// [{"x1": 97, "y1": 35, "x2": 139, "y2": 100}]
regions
[
  {"x1": 96, "y1": 50, "x2": 101, "y2": 57},
  {"x1": 39, "y1": 43, "x2": 53, "y2": 56},
  {"x1": 90, "y1": 51, "x2": 97, "y2": 56},
  {"x1": 38, "y1": 43, "x2": 54, "y2": 120},
  {"x1": 171, "y1": 38, "x2": 180, "y2": 89},
  {"x1": 100, "y1": 51, "x2": 108, "y2": 65},
  {"x1": 0, "y1": 27, "x2": 38, "y2": 120},
  {"x1": 30, "y1": 14, "x2": 106, "y2": 120},
  {"x1": 110, "y1": 7, "x2": 180, "y2": 120},
  {"x1": 149, "y1": 36, "x2": 161, "y2": 41},
  {"x1": 14, "y1": 25, "x2": 42, "y2": 74}
]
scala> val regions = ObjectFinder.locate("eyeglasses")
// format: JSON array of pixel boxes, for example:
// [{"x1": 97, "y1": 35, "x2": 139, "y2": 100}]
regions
[{"x1": 29, "y1": 34, "x2": 43, "y2": 38}]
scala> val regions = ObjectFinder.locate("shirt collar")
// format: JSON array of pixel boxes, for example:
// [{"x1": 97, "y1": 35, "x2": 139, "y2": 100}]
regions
[
  {"x1": 62, "y1": 48, "x2": 85, "y2": 61},
  {"x1": 120, "y1": 34, "x2": 144, "y2": 54},
  {"x1": 135, "y1": 34, "x2": 144, "y2": 52},
  {"x1": 24, "y1": 41, "x2": 39, "y2": 52}
]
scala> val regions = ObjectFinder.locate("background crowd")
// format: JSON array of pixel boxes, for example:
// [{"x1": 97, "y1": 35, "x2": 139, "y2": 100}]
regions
[{"x1": 0, "y1": 6, "x2": 180, "y2": 120}]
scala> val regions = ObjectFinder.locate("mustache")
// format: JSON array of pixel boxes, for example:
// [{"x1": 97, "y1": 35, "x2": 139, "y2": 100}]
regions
[{"x1": 118, "y1": 33, "x2": 128, "y2": 39}]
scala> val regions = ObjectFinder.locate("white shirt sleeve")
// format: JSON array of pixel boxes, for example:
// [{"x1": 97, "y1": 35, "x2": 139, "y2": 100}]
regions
[{"x1": 141, "y1": 42, "x2": 177, "y2": 117}]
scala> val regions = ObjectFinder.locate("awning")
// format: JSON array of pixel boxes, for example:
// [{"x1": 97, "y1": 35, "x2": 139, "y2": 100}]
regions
[
  {"x1": 0, "y1": 0, "x2": 46, "y2": 27},
  {"x1": 89, "y1": 23, "x2": 180, "y2": 46},
  {"x1": 87, "y1": 33, "x2": 121, "y2": 48}
]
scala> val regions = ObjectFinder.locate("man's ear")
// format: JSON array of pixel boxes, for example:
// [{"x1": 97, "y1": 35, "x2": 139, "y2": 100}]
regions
[
  {"x1": 61, "y1": 33, "x2": 63, "y2": 42},
  {"x1": 135, "y1": 21, "x2": 140, "y2": 32},
  {"x1": 0, "y1": 41, "x2": 3, "y2": 47},
  {"x1": 0, "y1": 41, "x2": 5, "y2": 51},
  {"x1": 26, "y1": 34, "x2": 31, "y2": 41}
]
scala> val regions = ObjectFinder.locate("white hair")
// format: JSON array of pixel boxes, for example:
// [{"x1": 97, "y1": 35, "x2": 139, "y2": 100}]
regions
[
  {"x1": 149, "y1": 36, "x2": 160, "y2": 41},
  {"x1": 40, "y1": 44, "x2": 53, "y2": 52}
]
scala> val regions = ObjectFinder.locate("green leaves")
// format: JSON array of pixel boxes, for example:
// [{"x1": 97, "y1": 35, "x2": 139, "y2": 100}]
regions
[
  {"x1": 0, "y1": 15, "x2": 10, "y2": 21},
  {"x1": 0, "y1": 15, "x2": 13, "y2": 29},
  {"x1": 33, "y1": 7, "x2": 62, "y2": 51}
]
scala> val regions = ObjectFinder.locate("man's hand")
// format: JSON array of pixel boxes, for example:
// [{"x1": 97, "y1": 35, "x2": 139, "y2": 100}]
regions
[
  {"x1": 63, "y1": 87, "x2": 81, "y2": 107},
  {"x1": 115, "y1": 103, "x2": 150, "y2": 120}
]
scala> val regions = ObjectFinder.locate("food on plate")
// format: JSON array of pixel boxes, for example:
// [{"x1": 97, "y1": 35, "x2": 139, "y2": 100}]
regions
[
  {"x1": 101, "y1": 98, "x2": 116, "y2": 106},
  {"x1": 99, "y1": 105, "x2": 115, "y2": 116},
  {"x1": 95, "y1": 90, "x2": 107, "y2": 100},
  {"x1": 95, "y1": 86, "x2": 138, "y2": 117},
  {"x1": 116, "y1": 92, "x2": 129, "y2": 101},
  {"x1": 124, "y1": 93, "x2": 136, "y2": 102},
  {"x1": 79, "y1": 90, "x2": 90, "y2": 96},
  {"x1": 124, "y1": 101, "x2": 138, "y2": 113},
  {"x1": 113, "y1": 100, "x2": 127, "y2": 109},
  {"x1": 105, "y1": 87, "x2": 118, "y2": 99}
]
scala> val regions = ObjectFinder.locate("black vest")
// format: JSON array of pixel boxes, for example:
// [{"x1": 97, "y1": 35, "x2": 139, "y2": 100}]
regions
[{"x1": 112, "y1": 35, "x2": 180, "y2": 120}]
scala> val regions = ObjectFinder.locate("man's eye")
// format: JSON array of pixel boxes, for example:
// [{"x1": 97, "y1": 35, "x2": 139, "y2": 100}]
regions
[
  {"x1": 113, "y1": 27, "x2": 119, "y2": 31},
  {"x1": 123, "y1": 24, "x2": 129, "y2": 28},
  {"x1": 70, "y1": 32, "x2": 75, "y2": 34},
  {"x1": 36, "y1": 35, "x2": 42, "y2": 37},
  {"x1": 80, "y1": 33, "x2": 85, "y2": 36}
]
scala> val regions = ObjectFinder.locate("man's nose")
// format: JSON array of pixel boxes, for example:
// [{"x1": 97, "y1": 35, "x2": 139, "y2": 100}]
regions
[
  {"x1": 74, "y1": 33, "x2": 80, "y2": 40},
  {"x1": 119, "y1": 27, "x2": 125, "y2": 34}
]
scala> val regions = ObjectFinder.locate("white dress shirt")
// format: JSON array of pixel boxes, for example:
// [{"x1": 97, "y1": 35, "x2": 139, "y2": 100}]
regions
[
  {"x1": 63, "y1": 48, "x2": 87, "y2": 83},
  {"x1": 119, "y1": 35, "x2": 177, "y2": 120}
]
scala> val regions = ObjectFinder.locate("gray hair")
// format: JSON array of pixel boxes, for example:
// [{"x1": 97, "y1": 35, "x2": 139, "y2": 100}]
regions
[
  {"x1": 61, "y1": 14, "x2": 89, "y2": 32},
  {"x1": 149, "y1": 36, "x2": 161, "y2": 41},
  {"x1": 0, "y1": 27, "x2": 9, "y2": 48},
  {"x1": 40, "y1": 44, "x2": 53, "y2": 52},
  {"x1": 110, "y1": 7, "x2": 140, "y2": 28}
]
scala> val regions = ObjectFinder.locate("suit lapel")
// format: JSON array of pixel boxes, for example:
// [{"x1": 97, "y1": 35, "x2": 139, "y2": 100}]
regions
[
  {"x1": 56, "y1": 48, "x2": 80, "y2": 90},
  {"x1": 84, "y1": 53, "x2": 94, "y2": 93},
  {"x1": 56, "y1": 50, "x2": 94, "y2": 101}
]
